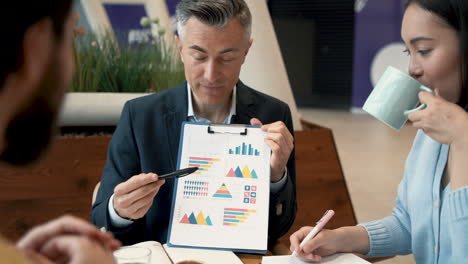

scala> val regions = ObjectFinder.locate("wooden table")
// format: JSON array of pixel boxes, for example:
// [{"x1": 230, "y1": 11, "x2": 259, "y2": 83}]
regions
[
  {"x1": 0, "y1": 125, "x2": 391, "y2": 263},
  {"x1": 238, "y1": 254, "x2": 263, "y2": 264}
]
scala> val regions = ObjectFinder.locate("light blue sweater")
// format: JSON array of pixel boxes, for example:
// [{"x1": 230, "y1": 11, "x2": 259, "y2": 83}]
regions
[{"x1": 360, "y1": 130, "x2": 468, "y2": 263}]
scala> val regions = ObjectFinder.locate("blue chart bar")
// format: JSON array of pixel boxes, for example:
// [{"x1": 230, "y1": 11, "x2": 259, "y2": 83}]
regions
[
  {"x1": 229, "y1": 143, "x2": 260, "y2": 156},
  {"x1": 224, "y1": 211, "x2": 246, "y2": 216},
  {"x1": 224, "y1": 219, "x2": 241, "y2": 223},
  {"x1": 189, "y1": 160, "x2": 210, "y2": 164}
]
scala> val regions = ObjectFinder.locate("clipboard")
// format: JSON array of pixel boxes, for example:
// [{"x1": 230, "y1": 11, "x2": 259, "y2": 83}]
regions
[
  {"x1": 167, "y1": 122, "x2": 271, "y2": 254},
  {"x1": 207, "y1": 124, "x2": 248, "y2": 135}
]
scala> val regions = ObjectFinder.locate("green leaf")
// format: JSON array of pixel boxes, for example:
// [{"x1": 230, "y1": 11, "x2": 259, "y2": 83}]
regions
[{"x1": 71, "y1": 30, "x2": 184, "y2": 93}]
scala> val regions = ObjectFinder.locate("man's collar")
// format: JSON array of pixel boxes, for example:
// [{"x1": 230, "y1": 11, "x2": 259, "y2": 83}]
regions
[{"x1": 186, "y1": 83, "x2": 237, "y2": 120}]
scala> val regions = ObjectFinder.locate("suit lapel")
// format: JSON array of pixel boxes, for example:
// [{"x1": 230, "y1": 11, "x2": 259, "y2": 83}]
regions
[
  {"x1": 163, "y1": 82, "x2": 188, "y2": 169},
  {"x1": 232, "y1": 81, "x2": 257, "y2": 124}
]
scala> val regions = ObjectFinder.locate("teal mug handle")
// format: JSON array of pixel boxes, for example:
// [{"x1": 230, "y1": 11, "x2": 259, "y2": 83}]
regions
[{"x1": 404, "y1": 86, "x2": 433, "y2": 116}]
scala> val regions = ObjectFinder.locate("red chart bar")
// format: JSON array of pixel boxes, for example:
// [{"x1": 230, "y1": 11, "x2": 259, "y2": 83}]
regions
[
  {"x1": 224, "y1": 208, "x2": 249, "y2": 212},
  {"x1": 189, "y1": 157, "x2": 216, "y2": 161},
  {"x1": 223, "y1": 215, "x2": 237, "y2": 219}
]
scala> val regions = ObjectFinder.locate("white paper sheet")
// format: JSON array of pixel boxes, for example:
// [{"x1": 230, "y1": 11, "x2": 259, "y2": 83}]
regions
[
  {"x1": 168, "y1": 123, "x2": 271, "y2": 252},
  {"x1": 262, "y1": 253, "x2": 371, "y2": 264},
  {"x1": 163, "y1": 244, "x2": 243, "y2": 264}
]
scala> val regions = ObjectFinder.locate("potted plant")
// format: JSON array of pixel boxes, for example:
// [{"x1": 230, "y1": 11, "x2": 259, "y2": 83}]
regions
[{"x1": 60, "y1": 15, "x2": 184, "y2": 127}]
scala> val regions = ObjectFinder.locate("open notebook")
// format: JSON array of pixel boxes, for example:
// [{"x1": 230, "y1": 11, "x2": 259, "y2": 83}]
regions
[
  {"x1": 262, "y1": 253, "x2": 371, "y2": 264},
  {"x1": 114, "y1": 241, "x2": 243, "y2": 264}
]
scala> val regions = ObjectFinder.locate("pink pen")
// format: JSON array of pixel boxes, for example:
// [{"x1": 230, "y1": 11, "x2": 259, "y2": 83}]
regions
[{"x1": 292, "y1": 209, "x2": 335, "y2": 257}]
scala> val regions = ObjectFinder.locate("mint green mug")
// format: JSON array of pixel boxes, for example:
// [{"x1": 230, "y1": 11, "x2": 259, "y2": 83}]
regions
[{"x1": 363, "y1": 66, "x2": 432, "y2": 130}]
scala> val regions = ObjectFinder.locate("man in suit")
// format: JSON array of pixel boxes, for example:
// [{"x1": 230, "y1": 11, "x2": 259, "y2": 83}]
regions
[
  {"x1": 92, "y1": 0, "x2": 297, "y2": 248},
  {"x1": 0, "y1": 1, "x2": 120, "y2": 263}
]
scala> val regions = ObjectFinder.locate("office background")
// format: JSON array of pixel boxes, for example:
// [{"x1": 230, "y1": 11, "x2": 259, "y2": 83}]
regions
[
  {"x1": 74, "y1": 0, "x2": 409, "y2": 110},
  {"x1": 63, "y1": 1, "x2": 417, "y2": 263}
]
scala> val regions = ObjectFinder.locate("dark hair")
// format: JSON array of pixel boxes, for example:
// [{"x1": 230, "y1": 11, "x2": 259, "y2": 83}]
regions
[
  {"x1": 406, "y1": 0, "x2": 468, "y2": 108},
  {"x1": 0, "y1": 1, "x2": 74, "y2": 89},
  {"x1": 176, "y1": 0, "x2": 252, "y2": 39}
]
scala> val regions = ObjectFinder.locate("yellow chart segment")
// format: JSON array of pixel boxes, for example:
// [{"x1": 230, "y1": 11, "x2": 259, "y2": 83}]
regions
[
  {"x1": 242, "y1": 166, "x2": 253, "y2": 178},
  {"x1": 189, "y1": 157, "x2": 221, "y2": 174},
  {"x1": 196, "y1": 212, "x2": 207, "y2": 225}
]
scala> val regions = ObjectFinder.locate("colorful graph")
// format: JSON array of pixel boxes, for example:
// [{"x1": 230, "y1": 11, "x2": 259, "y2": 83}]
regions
[
  {"x1": 243, "y1": 185, "x2": 257, "y2": 204},
  {"x1": 229, "y1": 143, "x2": 260, "y2": 156},
  {"x1": 213, "y1": 183, "x2": 233, "y2": 198},
  {"x1": 188, "y1": 157, "x2": 221, "y2": 174},
  {"x1": 180, "y1": 211, "x2": 213, "y2": 226},
  {"x1": 223, "y1": 208, "x2": 257, "y2": 226},
  {"x1": 226, "y1": 166, "x2": 258, "y2": 179},
  {"x1": 183, "y1": 180, "x2": 209, "y2": 198}
]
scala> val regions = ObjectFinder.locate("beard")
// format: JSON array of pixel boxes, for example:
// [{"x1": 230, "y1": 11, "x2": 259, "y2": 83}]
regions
[{"x1": 0, "y1": 58, "x2": 65, "y2": 166}]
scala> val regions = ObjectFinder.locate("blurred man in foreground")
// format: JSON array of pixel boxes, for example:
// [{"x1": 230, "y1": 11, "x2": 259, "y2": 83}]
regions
[{"x1": 0, "y1": 1, "x2": 120, "y2": 263}]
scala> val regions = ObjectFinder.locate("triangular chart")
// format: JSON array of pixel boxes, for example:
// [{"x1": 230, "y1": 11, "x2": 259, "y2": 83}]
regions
[
  {"x1": 226, "y1": 168, "x2": 236, "y2": 177},
  {"x1": 226, "y1": 166, "x2": 259, "y2": 179},
  {"x1": 242, "y1": 166, "x2": 253, "y2": 178},
  {"x1": 188, "y1": 212, "x2": 197, "y2": 224},
  {"x1": 196, "y1": 212, "x2": 207, "y2": 225},
  {"x1": 180, "y1": 211, "x2": 213, "y2": 226},
  {"x1": 235, "y1": 166, "x2": 243, "y2": 177},
  {"x1": 213, "y1": 183, "x2": 233, "y2": 198},
  {"x1": 180, "y1": 213, "x2": 190, "y2": 224}
]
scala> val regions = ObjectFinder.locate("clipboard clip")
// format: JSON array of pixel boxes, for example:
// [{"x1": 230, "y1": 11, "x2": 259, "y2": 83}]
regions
[{"x1": 207, "y1": 124, "x2": 248, "y2": 136}]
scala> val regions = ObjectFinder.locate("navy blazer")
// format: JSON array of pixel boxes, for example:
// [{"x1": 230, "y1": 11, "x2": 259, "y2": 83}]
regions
[{"x1": 91, "y1": 81, "x2": 297, "y2": 247}]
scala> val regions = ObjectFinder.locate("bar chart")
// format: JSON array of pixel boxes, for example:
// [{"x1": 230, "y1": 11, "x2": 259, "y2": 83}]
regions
[
  {"x1": 188, "y1": 157, "x2": 221, "y2": 174},
  {"x1": 228, "y1": 143, "x2": 260, "y2": 156},
  {"x1": 223, "y1": 208, "x2": 257, "y2": 226}
]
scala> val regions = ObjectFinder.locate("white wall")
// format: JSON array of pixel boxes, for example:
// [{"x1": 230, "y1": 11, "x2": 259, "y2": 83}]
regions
[{"x1": 241, "y1": 0, "x2": 302, "y2": 130}]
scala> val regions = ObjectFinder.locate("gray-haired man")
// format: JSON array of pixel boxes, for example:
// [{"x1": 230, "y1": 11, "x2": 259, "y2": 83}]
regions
[{"x1": 92, "y1": 0, "x2": 297, "y2": 248}]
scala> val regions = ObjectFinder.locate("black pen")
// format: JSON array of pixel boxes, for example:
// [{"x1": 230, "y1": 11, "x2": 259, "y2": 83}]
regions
[{"x1": 158, "y1": 167, "x2": 199, "y2": 180}]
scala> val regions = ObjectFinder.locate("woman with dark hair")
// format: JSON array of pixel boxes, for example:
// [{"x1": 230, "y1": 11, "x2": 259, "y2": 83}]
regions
[{"x1": 289, "y1": 0, "x2": 468, "y2": 263}]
